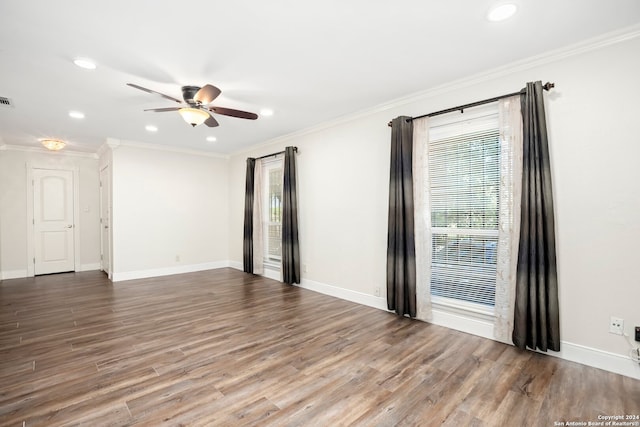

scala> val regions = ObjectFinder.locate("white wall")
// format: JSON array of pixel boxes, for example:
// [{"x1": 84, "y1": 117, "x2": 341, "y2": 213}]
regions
[
  {"x1": 228, "y1": 33, "x2": 640, "y2": 377},
  {"x1": 0, "y1": 148, "x2": 101, "y2": 278},
  {"x1": 1, "y1": 30, "x2": 637, "y2": 379},
  {"x1": 229, "y1": 117, "x2": 390, "y2": 295},
  {"x1": 108, "y1": 142, "x2": 229, "y2": 281},
  {"x1": 0, "y1": 141, "x2": 230, "y2": 282}
]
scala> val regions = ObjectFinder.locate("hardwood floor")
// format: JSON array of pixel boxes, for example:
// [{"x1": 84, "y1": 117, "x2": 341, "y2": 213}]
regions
[{"x1": 1, "y1": 269, "x2": 638, "y2": 426}]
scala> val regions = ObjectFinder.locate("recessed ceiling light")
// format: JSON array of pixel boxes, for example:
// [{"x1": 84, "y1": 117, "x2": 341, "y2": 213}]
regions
[
  {"x1": 260, "y1": 108, "x2": 274, "y2": 117},
  {"x1": 69, "y1": 110, "x2": 85, "y2": 119},
  {"x1": 487, "y1": 4, "x2": 517, "y2": 21},
  {"x1": 73, "y1": 57, "x2": 97, "y2": 70},
  {"x1": 145, "y1": 125, "x2": 158, "y2": 132},
  {"x1": 206, "y1": 136, "x2": 217, "y2": 142}
]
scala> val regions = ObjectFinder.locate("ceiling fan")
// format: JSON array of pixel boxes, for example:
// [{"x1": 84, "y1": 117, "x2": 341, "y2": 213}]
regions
[{"x1": 127, "y1": 83, "x2": 258, "y2": 127}]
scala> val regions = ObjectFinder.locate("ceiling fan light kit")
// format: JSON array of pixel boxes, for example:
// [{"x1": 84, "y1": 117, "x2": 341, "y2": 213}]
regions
[
  {"x1": 40, "y1": 138, "x2": 66, "y2": 151},
  {"x1": 179, "y1": 107, "x2": 209, "y2": 127},
  {"x1": 127, "y1": 83, "x2": 258, "y2": 128}
]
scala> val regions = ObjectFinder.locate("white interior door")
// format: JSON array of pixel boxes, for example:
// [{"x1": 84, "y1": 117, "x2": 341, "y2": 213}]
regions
[
  {"x1": 33, "y1": 169, "x2": 75, "y2": 275},
  {"x1": 99, "y1": 165, "x2": 111, "y2": 275}
]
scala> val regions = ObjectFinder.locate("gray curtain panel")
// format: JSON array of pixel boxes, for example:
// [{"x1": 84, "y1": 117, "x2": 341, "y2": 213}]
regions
[
  {"x1": 512, "y1": 81, "x2": 560, "y2": 352},
  {"x1": 243, "y1": 158, "x2": 256, "y2": 274},
  {"x1": 386, "y1": 116, "x2": 417, "y2": 317},
  {"x1": 282, "y1": 146, "x2": 300, "y2": 284}
]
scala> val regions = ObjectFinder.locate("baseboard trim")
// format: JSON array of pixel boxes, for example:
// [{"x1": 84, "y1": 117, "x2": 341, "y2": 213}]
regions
[
  {"x1": 223, "y1": 264, "x2": 640, "y2": 379},
  {"x1": 1, "y1": 264, "x2": 105, "y2": 279},
  {"x1": 292, "y1": 275, "x2": 639, "y2": 380},
  {"x1": 297, "y1": 278, "x2": 389, "y2": 311},
  {"x1": 112, "y1": 261, "x2": 231, "y2": 282},
  {"x1": 0, "y1": 270, "x2": 28, "y2": 280},
  {"x1": 263, "y1": 268, "x2": 281, "y2": 281},
  {"x1": 544, "y1": 340, "x2": 640, "y2": 380},
  {"x1": 428, "y1": 309, "x2": 495, "y2": 341}
]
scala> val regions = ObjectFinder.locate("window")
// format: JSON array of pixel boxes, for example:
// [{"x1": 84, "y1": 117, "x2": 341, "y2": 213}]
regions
[
  {"x1": 426, "y1": 104, "x2": 501, "y2": 313},
  {"x1": 262, "y1": 158, "x2": 283, "y2": 268}
]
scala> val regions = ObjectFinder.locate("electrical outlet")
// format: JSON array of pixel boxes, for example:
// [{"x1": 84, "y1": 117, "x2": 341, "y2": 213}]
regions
[
  {"x1": 609, "y1": 316, "x2": 624, "y2": 335},
  {"x1": 175, "y1": 255, "x2": 180, "y2": 262},
  {"x1": 374, "y1": 287, "x2": 381, "y2": 297}
]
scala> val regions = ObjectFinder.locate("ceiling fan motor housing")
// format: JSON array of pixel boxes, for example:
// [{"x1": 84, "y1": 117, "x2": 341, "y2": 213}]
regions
[{"x1": 181, "y1": 86, "x2": 201, "y2": 106}]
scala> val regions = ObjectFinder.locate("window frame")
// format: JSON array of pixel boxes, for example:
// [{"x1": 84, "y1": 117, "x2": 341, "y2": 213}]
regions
[
  {"x1": 261, "y1": 156, "x2": 284, "y2": 269},
  {"x1": 425, "y1": 103, "x2": 502, "y2": 316}
]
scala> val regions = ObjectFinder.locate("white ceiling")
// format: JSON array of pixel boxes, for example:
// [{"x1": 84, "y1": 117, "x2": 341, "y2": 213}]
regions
[{"x1": 1, "y1": 0, "x2": 639, "y2": 155}]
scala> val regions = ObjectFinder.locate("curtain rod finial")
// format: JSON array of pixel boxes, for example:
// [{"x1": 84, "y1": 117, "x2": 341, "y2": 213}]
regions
[{"x1": 543, "y1": 82, "x2": 555, "y2": 91}]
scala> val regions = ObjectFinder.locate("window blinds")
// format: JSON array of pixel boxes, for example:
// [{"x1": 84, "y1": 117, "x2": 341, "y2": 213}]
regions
[
  {"x1": 261, "y1": 157, "x2": 284, "y2": 266},
  {"x1": 427, "y1": 106, "x2": 500, "y2": 308}
]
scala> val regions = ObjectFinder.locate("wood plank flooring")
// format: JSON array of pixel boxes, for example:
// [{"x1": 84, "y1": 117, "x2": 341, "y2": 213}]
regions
[{"x1": 1, "y1": 268, "x2": 638, "y2": 426}]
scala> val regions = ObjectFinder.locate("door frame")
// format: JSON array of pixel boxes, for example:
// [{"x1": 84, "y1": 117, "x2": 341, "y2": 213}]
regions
[
  {"x1": 99, "y1": 164, "x2": 112, "y2": 279},
  {"x1": 26, "y1": 163, "x2": 81, "y2": 277}
]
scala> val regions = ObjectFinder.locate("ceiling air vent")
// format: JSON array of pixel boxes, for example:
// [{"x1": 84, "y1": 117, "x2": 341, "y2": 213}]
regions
[{"x1": 0, "y1": 96, "x2": 14, "y2": 108}]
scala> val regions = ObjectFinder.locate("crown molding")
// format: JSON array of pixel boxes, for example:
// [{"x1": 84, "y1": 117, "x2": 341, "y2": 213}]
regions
[
  {"x1": 372, "y1": 23, "x2": 640, "y2": 113},
  {"x1": 96, "y1": 141, "x2": 111, "y2": 158},
  {"x1": 106, "y1": 138, "x2": 229, "y2": 159},
  {"x1": 230, "y1": 23, "x2": 640, "y2": 159}
]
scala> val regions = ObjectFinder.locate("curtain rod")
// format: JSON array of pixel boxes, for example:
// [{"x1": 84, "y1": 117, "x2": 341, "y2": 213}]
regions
[
  {"x1": 255, "y1": 146, "x2": 298, "y2": 160},
  {"x1": 387, "y1": 82, "x2": 555, "y2": 127}
]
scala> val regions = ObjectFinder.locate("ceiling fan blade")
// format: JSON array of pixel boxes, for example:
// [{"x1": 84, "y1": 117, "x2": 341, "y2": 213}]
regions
[
  {"x1": 204, "y1": 115, "x2": 219, "y2": 127},
  {"x1": 209, "y1": 106, "x2": 258, "y2": 120},
  {"x1": 127, "y1": 83, "x2": 182, "y2": 104},
  {"x1": 144, "y1": 107, "x2": 181, "y2": 112},
  {"x1": 194, "y1": 84, "x2": 222, "y2": 105}
]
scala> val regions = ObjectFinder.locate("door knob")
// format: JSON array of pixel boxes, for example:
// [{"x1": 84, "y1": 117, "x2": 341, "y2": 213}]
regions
[{"x1": 66, "y1": 224, "x2": 73, "y2": 228}]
